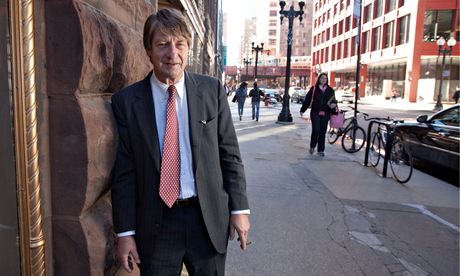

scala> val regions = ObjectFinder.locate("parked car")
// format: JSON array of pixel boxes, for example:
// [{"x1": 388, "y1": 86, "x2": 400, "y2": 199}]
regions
[
  {"x1": 263, "y1": 89, "x2": 282, "y2": 104},
  {"x1": 291, "y1": 89, "x2": 307, "y2": 103},
  {"x1": 288, "y1": 86, "x2": 302, "y2": 96},
  {"x1": 395, "y1": 104, "x2": 459, "y2": 174}
]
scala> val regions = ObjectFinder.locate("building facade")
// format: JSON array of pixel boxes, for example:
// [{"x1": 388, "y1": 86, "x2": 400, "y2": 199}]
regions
[
  {"x1": 0, "y1": 0, "x2": 221, "y2": 275},
  {"x1": 311, "y1": 0, "x2": 459, "y2": 102}
]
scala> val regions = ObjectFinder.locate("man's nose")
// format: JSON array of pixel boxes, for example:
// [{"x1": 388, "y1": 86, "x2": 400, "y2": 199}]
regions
[{"x1": 165, "y1": 43, "x2": 178, "y2": 57}]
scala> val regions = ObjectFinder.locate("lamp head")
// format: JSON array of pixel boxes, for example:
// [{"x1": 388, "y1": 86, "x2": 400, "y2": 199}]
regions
[
  {"x1": 436, "y1": 37, "x2": 446, "y2": 47},
  {"x1": 299, "y1": 1, "x2": 305, "y2": 10},
  {"x1": 252, "y1": 41, "x2": 255, "y2": 47},
  {"x1": 279, "y1": 1, "x2": 286, "y2": 10},
  {"x1": 261, "y1": 42, "x2": 264, "y2": 49},
  {"x1": 447, "y1": 36, "x2": 457, "y2": 47}
]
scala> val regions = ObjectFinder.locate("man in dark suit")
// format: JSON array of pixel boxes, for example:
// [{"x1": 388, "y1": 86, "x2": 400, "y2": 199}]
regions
[{"x1": 110, "y1": 8, "x2": 250, "y2": 275}]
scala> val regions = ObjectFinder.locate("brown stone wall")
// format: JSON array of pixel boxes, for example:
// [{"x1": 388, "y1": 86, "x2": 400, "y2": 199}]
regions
[{"x1": 45, "y1": 0, "x2": 154, "y2": 275}]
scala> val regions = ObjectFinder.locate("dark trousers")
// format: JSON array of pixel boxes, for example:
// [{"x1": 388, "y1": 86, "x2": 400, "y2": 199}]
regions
[
  {"x1": 251, "y1": 101, "x2": 260, "y2": 120},
  {"x1": 310, "y1": 111, "x2": 330, "y2": 152},
  {"x1": 139, "y1": 202, "x2": 226, "y2": 276}
]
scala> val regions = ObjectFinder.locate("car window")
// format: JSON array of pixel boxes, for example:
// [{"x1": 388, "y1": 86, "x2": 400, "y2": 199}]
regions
[{"x1": 430, "y1": 107, "x2": 460, "y2": 127}]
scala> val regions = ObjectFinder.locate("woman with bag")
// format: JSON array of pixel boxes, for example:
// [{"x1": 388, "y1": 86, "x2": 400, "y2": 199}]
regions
[
  {"x1": 300, "y1": 73, "x2": 336, "y2": 157},
  {"x1": 234, "y1": 82, "x2": 248, "y2": 120}
]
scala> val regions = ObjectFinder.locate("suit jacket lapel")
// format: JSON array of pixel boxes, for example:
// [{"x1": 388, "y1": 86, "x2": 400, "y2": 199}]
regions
[
  {"x1": 133, "y1": 72, "x2": 161, "y2": 172},
  {"x1": 185, "y1": 71, "x2": 204, "y2": 173}
]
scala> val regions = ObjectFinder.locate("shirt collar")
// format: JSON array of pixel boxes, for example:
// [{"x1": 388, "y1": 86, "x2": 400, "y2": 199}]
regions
[{"x1": 150, "y1": 72, "x2": 185, "y2": 99}]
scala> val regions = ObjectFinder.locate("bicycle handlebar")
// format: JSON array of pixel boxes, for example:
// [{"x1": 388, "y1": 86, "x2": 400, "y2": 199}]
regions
[{"x1": 346, "y1": 105, "x2": 369, "y2": 117}]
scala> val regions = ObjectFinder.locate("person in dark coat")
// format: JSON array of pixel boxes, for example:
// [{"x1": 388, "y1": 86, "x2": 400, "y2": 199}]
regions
[{"x1": 300, "y1": 73, "x2": 336, "y2": 156}]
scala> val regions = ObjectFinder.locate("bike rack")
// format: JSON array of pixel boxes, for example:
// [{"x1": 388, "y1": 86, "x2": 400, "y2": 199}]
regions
[{"x1": 364, "y1": 120, "x2": 395, "y2": 178}]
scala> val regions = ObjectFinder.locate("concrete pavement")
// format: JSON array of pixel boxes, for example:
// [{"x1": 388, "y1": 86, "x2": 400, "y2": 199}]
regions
[{"x1": 226, "y1": 99, "x2": 459, "y2": 276}]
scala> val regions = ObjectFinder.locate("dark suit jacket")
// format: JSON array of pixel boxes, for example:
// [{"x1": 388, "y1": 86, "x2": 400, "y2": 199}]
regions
[{"x1": 110, "y1": 71, "x2": 249, "y2": 261}]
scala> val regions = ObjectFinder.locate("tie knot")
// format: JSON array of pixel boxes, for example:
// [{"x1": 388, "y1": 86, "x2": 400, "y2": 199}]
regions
[{"x1": 168, "y1": 85, "x2": 177, "y2": 97}]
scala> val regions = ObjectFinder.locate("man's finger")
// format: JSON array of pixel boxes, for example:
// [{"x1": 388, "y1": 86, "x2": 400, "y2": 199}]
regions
[
  {"x1": 121, "y1": 255, "x2": 133, "y2": 273},
  {"x1": 132, "y1": 250, "x2": 141, "y2": 264}
]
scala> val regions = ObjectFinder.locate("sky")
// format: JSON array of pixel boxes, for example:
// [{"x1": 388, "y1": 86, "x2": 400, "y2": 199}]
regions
[{"x1": 222, "y1": 0, "x2": 269, "y2": 66}]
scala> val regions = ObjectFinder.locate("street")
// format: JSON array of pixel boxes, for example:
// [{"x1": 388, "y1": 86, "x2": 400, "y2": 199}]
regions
[{"x1": 225, "y1": 99, "x2": 459, "y2": 276}]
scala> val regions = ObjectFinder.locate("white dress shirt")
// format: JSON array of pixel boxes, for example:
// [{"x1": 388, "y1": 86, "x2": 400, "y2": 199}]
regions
[{"x1": 117, "y1": 73, "x2": 249, "y2": 237}]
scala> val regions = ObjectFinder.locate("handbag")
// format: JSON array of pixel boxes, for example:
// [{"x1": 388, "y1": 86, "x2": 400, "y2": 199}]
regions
[
  {"x1": 232, "y1": 95, "x2": 237, "y2": 103},
  {"x1": 330, "y1": 108, "x2": 345, "y2": 128}
]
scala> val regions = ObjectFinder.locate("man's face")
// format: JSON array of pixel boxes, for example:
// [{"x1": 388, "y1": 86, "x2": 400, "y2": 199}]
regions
[{"x1": 147, "y1": 30, "x2": 189, "y2": 84}]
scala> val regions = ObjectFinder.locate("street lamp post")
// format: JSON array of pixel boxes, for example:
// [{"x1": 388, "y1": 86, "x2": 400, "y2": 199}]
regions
[
  {"x1": 252, "y1": 42, "x2": 264, "y2": 81},
  {"x1": 277, "y1": 0, "x2": 305, "y2": 124},
  {"x1": 243, "y1": 58, "x2": 252, "y2": 81},
  {"x1": 434, "y1": 36, "x2": 457, "y2": 111}
]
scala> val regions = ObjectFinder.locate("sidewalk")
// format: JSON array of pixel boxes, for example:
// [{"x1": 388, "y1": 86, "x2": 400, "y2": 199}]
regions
[
  {"x1": 227, "y1": 100, "x2": 459, "y2": 275},
  {"x1": 358, "y1": 96, "x2": 456, "y2": 112}
]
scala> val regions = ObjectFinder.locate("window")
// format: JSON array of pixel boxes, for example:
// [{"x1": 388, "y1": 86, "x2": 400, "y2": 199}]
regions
[
  {"x1": 269, "y1": 29, "x2": 276, "y2": 36},
  {"x1": 333, "y1": 24, "x2": 337, "y2": 37},
  {"x1": 269, "y1": 10, "x2": 277, "y2": 16},
  {"x1": 372, "y1": 26, "x2": 381, "y2": 51},
  {"x1": 269, "y1": 39, "x2": 277, "y2": 45},
  {"x1": 327, "y1": 9, "x2": 331, "y2": 20},
  {"x1": 269, "y1": 20, "x2": 277, "y2": 27},
  {"x1": 386, "y1": 0, "x2": 397, "y2": 13},
  {"x1": 325, "y1": 47, "x2": 329, "y2": 62},
  {"x1": 362, "y1": 31, "x2": 369, "y2": 53},
  {"x1": 383, "y1": 21, "x2": 394, "y2": 48},
  {"x1": 344, "y1": 39, "x2": 349, "y2": 58},
  {"x1": 373, "y1": 0, "x2": 383, "y2": 19},
  {"x1": 327, "y1": 28, "x2": 330, "y2": 40},
  {"x1": 339, "y1": 20, "x2": 343, "y2": 35},
  {"x1": 337, "y1": 41, "x2": 342, "y2": 59},
  {"x1": 423, "y1": 10, "x2": 454, "y2": 41},
  {"x1": 345, "y1": 16, "x2": 350, "y2": 32},
  {"x1": 332, "y1": 44, "x2": 336, "y2": 60},
  {"x1": 363, "y1": 4, "x2": 372, "y2": 23},
  {"x1": 334, "y1": 3, "x2": 338, "y2": 15},
  {"x1": 397, "y1": 15, "x2": 410, "y2": 45},
  {"x1": 351, "y1": 36, "x2": 356, "y2": 56}
]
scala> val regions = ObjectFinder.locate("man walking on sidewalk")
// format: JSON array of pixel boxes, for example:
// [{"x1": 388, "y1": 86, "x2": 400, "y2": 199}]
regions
[{"x1": 249, "y1": 82, "x2": 264, "y2": 121}]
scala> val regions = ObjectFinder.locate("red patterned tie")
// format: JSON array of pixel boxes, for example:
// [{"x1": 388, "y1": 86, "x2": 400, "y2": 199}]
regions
[{"x1": 159, "y1": 85, "x2": 180, "y2": 208}]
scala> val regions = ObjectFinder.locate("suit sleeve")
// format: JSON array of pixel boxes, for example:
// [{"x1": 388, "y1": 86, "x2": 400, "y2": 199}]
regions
[
  {"x1": 216, "y1": 79, "x2": 249, "y2": 211},
  {"x1": 111, "y1": 94, "x2": 137, "y2": 234}
]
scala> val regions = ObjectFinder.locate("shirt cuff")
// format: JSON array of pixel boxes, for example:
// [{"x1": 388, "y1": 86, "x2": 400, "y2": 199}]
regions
[
  {"x1": 117, "y1": 230, "x2": 135, "y2": 237},
  {"x1": 231, "y1": 209, "x2": 250, "y2": 215}
]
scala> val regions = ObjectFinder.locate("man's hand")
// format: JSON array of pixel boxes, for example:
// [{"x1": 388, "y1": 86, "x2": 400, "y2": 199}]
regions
[
  {"x1": 116, "y1": 236, "x2": 141, "y2": 273},
  {"x1": 228, "y1": 214, "x2": 250, "y2": 250},
  {"x1": 300, "y1": 112, "x2": 304, "y2": 117}
]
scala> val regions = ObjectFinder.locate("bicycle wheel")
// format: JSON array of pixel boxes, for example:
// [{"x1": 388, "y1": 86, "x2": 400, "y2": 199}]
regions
[
  {"x1": 327, "y1": 127, "x2": 340, "y2": 144},
  {"x1": 389, "y1": 135, "x2": 413, "y2": 184},
  {"x1": 369, "y1": 132, "x2": 381, "y2": 167},
  {"x1": 342, "y1": 126, "x2": 366, "y2": 153}
]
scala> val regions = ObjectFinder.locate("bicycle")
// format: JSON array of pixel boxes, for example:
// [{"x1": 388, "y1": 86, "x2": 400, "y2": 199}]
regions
[
  {"x1": 327, "y1": 106, "x2": 369, "y2": 153},
  {"x1": 368, "y1": 117, "x2": 413, "y2": 183}
]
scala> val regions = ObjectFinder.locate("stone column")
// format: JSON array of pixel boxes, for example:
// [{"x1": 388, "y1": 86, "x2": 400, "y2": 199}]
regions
[{"x1": 45, "y1": 1, "x2": 154, "y2": 274}]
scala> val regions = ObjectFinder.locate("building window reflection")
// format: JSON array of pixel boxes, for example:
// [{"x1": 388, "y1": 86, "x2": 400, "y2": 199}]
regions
[{"x1": 423, "y1": 10, "x2": 454, "y2": 41}]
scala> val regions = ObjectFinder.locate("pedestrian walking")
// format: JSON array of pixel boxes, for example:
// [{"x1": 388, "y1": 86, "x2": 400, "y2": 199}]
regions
[
  {"x1": 110, "y1": 8, "x2": 250, "y2": 275},
  {"x1": 300, "y1": 73, "x2": 336, "y2": 157},
  {"x1": 453, "y1": 86, "x2": 460, "y2": 104},
  {"x1": 391, "y1": 88, "x2": 398, "y2": 103},
  {"x1": 234, "y1": 82, "x2": 248, "y2": 120},
  {"x1": 249, "y1": 82, "x2": 264, "y2": 121}
]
